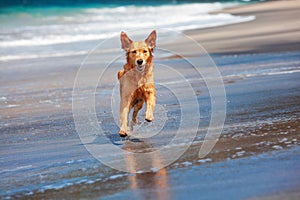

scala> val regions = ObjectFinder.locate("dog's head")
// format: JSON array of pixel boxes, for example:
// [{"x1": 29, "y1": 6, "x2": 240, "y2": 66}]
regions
[{"x1": 120, "y1": 30, "x2": 156, "y2": 71}]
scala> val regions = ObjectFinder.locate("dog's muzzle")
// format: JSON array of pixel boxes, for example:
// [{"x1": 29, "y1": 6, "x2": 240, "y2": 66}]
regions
[{"x1": 136, "y1": 59, "x2": 145, "y2": 72}]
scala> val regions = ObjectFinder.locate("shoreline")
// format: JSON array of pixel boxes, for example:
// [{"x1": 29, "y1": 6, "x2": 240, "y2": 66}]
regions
[{"x1": 184, "y1": 0, "x2": 300, "y2": 54}]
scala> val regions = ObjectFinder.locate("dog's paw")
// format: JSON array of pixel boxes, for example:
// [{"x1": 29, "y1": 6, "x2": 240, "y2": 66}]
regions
[
  {"x1": 119, "y1": 130, "x2": 128, "y2": 137},
  {"x1": 145, "y1": 117, "x2": 153, "y2": 122},
  {"x1": 145, "y1": 113, "x2": 153, "y2": 122}
]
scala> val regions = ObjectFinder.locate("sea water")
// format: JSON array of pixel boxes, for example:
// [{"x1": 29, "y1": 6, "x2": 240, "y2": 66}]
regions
[{"x1": 0, "y1": 0, "x2": 258, "y2": 62}]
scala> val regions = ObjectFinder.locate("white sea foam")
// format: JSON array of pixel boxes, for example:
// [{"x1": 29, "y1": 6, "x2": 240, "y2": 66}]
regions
[
  {"x1": 0, "y1": 51, "x2": 87, "y2": 62},
  {"x1": 182, "y1": 161, "x2": 193, "y2": 166},
  {"x1": 0, "y1": 3, "x2": 254, "y2": 51},
  {"x1": 6, "y1": 104, "x2": 20, "y2": 108},
  {"x1": 0, "y1": 34, "x2": 113, "y2": 47},
  {"x1": 244, "y1": 69, "x2": 300, "y2": 77},
  {"x1": 0, "y1": 97, "x2": 7, "y2": 101},
  {"x1": 108, "y1": 173, "x2": 126, "y2": 180},
  {"x1": 0, "y1": 165, "x2": 33, "y2": 173},
  {"x1": 197, "y1": 158, "x2": 212, "y2": 163}
]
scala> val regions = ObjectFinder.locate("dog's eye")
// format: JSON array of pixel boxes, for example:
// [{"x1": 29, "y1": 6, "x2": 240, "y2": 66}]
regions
[
  {"x1": 143, "y1": 50, "x2": 148, "y2": 53},
  {"x1": 131, "y1": 50, "x2": 136, "y2": 54}
]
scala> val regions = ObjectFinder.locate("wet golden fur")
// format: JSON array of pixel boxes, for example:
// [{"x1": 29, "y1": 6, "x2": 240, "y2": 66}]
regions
[{"x1": 118, "y1": 30, "x2": 157, "y2": 137}]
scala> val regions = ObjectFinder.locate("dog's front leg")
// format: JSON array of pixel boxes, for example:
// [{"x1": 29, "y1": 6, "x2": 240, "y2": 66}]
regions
[
  {"x1": 119, "y1": 75, "x2": 134, "y2": 137},
  {"x1": 144, "y1": 85, "x2": 156, "y2": 122},
  {"x1": 119, "y1": 93, "x2": 131, "y2": 137}
]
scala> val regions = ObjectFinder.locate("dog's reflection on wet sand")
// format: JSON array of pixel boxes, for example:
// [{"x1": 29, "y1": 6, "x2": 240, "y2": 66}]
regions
[{"x1": 122, "y1": 138, "x2": 170, "y2": 199}]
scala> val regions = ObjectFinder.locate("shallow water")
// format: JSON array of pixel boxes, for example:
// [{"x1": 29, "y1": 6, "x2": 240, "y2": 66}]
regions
[{"x1": 104, "y1": 146, "x2": 300, "y2": 200}]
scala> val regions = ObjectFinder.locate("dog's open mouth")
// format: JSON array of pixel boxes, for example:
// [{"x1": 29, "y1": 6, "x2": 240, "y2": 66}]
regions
[{"x1": 136, "y1": 64, "x2": 145, "y2": 72}]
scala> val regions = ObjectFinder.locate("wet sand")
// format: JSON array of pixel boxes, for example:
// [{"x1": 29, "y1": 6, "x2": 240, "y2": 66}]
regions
[{"x1": 1, "y1": 0, "x2": 300, "y2": 199}]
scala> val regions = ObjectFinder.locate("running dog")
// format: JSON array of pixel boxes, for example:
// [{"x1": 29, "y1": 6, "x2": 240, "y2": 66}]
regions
[{"x1": 118, "y1": 30, "x2": 157, "y2": 137}]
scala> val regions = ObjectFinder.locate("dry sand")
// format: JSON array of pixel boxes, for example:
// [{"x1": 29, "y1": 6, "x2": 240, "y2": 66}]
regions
[{"x1": 185, "y1": 0, "x2": 300, "y2": 54}]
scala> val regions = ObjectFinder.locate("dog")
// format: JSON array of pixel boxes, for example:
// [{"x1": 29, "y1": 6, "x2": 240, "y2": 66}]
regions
[{"x1": 118, "y1": 30, "x2": 157, "y2": 137}]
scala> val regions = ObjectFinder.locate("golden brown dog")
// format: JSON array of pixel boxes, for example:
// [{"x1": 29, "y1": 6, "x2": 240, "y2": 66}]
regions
[{"x1": 118, "y1": 30, "x2": 157, "y2": 137}]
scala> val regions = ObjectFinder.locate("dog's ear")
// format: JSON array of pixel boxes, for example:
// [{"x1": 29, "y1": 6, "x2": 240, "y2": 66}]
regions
[
  {"x1": 120, "y1": 31, "x2": 132, "y2": 52},
  {"x1": 145, "y1": 30, "x2": 156, "y2": 49}
]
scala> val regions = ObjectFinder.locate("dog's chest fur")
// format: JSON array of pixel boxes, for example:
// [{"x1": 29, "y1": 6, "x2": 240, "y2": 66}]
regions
[{"x1": 123, "y1": 63, "x2": 154, "y2": 88}]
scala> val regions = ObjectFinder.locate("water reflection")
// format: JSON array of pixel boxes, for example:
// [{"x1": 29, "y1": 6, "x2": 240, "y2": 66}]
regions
[{"x1": 123, "y1": 139, "x2": 170, "y2": 200}]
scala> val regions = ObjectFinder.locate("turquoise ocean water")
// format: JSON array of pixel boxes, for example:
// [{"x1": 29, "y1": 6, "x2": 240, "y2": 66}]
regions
[{"x1": 0, "y1": 0, "x2": 260, "y2": 62}]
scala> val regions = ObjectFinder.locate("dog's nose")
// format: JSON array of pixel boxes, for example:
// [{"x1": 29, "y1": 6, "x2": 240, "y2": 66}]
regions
[{"x1": 137, "y1": 59, "x2": 143, "y2": 65}]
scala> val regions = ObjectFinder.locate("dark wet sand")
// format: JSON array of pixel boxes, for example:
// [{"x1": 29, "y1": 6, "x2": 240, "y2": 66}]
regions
[
  {"x1": 1, "y1": 56, "x2": 299, "y2": 199},
  {"x1": 1, "y1": 0, "x2": 300, "y2": 199}
]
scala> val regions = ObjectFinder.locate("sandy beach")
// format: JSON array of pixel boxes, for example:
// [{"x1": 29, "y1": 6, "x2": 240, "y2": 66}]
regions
[
  {"x1": 1, "y1": 0, "x2": 300, "y2": 199},
  {"x1": 186, "y1": 0, "x2": 300, "y2": 54}
]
